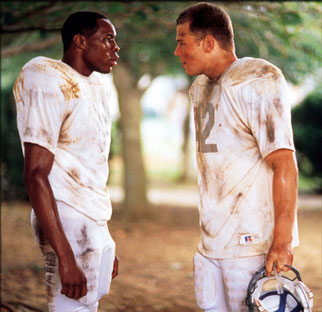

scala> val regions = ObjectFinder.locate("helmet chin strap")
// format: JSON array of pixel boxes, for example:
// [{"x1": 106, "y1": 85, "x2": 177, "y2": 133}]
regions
[
  {"x1": 274, "y1": 265, "x2": 284, "y2": 295},
  {"x1": 256, "y1": 290, "x2": 303, "y2": 312},
  {"x1": 246, "y1": 265, "x2": 313, "y2": 312}
]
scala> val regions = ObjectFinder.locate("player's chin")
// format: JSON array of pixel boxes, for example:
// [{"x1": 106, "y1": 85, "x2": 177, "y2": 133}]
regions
[
  {"x1": 97, "y1": 66, "x2": 112, "y2": 74},
  {"x1": 182, "y1": 64, "x2": 193, "y2": 76},
  {"x1": 104, "y1": 62, "x2": 118, "y2": 73},
  {"x1": 184, "y1": 68, "x2": 195, "y2": 76}
]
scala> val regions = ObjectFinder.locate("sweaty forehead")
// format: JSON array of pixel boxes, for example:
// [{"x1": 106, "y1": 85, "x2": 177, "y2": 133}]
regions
[
  {"x1": 96, "y1": 18, "x2": 116, "y2": 36},
  {"x1": 176, "y1": 22, "x2": 192, "y2": 39}
]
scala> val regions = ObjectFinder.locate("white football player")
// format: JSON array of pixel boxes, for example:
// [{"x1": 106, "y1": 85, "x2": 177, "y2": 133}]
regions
[{"x1": 174, "y1": 3, "x2": 299, "y2": 311}]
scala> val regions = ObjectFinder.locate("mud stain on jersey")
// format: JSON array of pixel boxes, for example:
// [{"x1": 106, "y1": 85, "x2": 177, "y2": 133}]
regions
[
  {"x1": 231, "y1": 192, "x2": 243, "y2": 214},
  {"x1": 197, "y1": 154, "x2": 209, "y2": 193},
  {"x1": 201, "y1": 79, "x2": 217, "y2": 109},
  {"x1": 223, "y1": 275, "x2": 229, "y2": 289},
  {"x1": 65, "y1": 168, "x2": 89, "y2": 193},
  {"x1": 40, "y1": 128, "x2": 53, "y2": 146},
  {"x1": 29, "y1": 60, "x2": 71, "y2": 92},
  {"x1": 67, "y1": 168, "x2": 81, "y2": 184},
  {"x1": 232, "y1": 126, "x2": 240, "y2": 136},
  {"x1": 273, "y1": 98, "x2": 283, "y2": 115},
  {"x1": 23, "y1": 125, "x2": 53, "y2": 147},
  {"x1": 60, "y1": 81, "x2": 80, "y2": 101},
  {"x1": 79, "y1": 247, "x2": 95, "y2": 272},
  {"x1": 88, "y1": 185, "x2": 95, "y2": 191},
  {"x1": 201, "y1": 221, "x2": 213, "y2": 238},
  {"x1": 61, "y1": 112, "x2": 72, "y2": 129},
  {"x1": 227, "y1": 60, "x2": 281, "y2": 86},
  {"x1": 76, "y1": 232, "x2": 97, "y2": 293},
  {"x1": 98, "y1": 142, "x2": 106, "y2": 154},
  {"x1": 213, "y1": 168, "x2": 225, "y2": 202},
  {"x1": 77, "y1": 224, "x2": 90, "y2": 249},
  {"x1": 81, "y1": 247, "x2": 95, "y2": 257},
  {"x1": 34, "y1": 58, "x2": 80, "y2": 101},
  {"x1": 23, "y1": 127, "x2": 32, "y2": 137},
  {"x1": 58, "y1": 113, "x2": 83, "y2": 146},
  {"x1": 266, "y1": 114, "x2": 275, "y2": 143},
  {"x1": 13, "y1": 75, "x2": 24, "y2": 103}
]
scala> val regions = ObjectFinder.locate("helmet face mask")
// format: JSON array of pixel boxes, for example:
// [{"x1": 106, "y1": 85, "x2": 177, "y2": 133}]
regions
[
  {"x1": 246, "y1": 265, "x2": 314, "y2": 312},
  {"x1": 257, "y1": 289, "x2": 299, "y2": 312}
]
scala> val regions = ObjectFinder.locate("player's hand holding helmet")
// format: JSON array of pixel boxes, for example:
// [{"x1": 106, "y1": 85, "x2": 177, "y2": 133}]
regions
[{"x1": 246, "y1": 265, "x2": 313, "y2": 312}]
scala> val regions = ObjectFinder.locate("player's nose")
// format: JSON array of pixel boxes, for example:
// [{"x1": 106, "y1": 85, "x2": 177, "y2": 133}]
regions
[{"x1": 174, "y1": 45, "x2": 181, "y2": 56}]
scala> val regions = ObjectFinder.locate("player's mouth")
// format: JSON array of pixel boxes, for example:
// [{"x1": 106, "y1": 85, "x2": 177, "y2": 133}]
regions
[{"x1": 110, "y1": 55, "x2": 119, "y2": 67}]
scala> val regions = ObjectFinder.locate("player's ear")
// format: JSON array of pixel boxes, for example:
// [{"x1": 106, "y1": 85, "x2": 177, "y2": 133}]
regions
[
  {"x1": 72, "y1": 34, "x2": 87, "y2": 50},
  {"x1": 202, "y1": 35, "x2": 215, "y2": 53}
]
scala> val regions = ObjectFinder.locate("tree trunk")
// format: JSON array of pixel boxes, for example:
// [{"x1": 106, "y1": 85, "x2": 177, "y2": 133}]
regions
[
  {"x1": 179, "y1": 78, "x2": 194, "y2": 182},
  {"x1": 112, "y1": 63, "x2": 149, "y2": 219},
  {"x1": 179, "y1": 97, "x2": 191, "y2": 182}
]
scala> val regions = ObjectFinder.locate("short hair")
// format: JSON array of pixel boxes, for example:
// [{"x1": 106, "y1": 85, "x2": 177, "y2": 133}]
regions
[
  {"x1": 61, "y1": 11, "x2": 107, "y2": 51},
  {"x1": 176, "y1": 3, "x2": 235, "y2": 52}
]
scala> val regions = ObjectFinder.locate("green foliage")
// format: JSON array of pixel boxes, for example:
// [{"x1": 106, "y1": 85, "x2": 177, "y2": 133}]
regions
[
  {"x1": 2, "y1": 1, "x2": 321, "y2": 82},
  {"x1": 292, "y1": 88, "x2": 322, "y2": 192},
  {"x1": 1, "y1": 1, "x2": 322, "y2": 198},
  {"x1": 229, "y1": 2, "x2": 322, "y2": 84},
  {"x1": 1, "y1": 84, "x2": 26, "y2": 200},
  {"x1": 109, "y1": 2, "x2": 191, "y2": 79}
]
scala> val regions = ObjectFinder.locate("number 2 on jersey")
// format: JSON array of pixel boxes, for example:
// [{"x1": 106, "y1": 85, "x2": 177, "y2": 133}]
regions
[{"x1": 195, "y1": 102, "x2": 218, "y2": 153}]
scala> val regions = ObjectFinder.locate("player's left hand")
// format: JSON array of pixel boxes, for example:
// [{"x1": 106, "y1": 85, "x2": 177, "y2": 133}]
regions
[
  {"x1": 265, "y1": 241, "x2": 293, "y2": 276},
  {"x1": 112, "y1": 256, "x2": 119, "y2": 279}
]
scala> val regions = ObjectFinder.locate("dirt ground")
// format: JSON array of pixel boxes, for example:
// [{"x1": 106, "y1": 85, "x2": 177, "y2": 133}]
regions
[{"x1": 1, "y1": 200, "x2": 321, "y2": 312}]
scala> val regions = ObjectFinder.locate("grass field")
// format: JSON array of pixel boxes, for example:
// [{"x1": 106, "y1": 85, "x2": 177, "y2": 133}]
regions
[{"x1": 1, "y1": 198, "x2": 321, "y2": 312}]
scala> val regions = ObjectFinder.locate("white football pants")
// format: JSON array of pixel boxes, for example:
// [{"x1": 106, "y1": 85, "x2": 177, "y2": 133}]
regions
[
  {"x1": 31, "y1": 201, "x2": 116, "y2": 312},
  {"x1": 194, "y1": 252, "x2": 265, "y2": 312}
]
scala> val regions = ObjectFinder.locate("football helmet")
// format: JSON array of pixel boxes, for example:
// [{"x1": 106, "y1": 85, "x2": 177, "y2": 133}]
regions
[{"x1": 246, "y1": 265, "x2": 313, "y2": 312}]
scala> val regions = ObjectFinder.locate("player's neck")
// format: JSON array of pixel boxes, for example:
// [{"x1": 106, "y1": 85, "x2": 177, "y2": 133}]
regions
[
  {"x1": 62, "y1": 51, "x2": 93, "y2": 77},
  {"x1": 205, "y1": 51, "x2": 237, "y2": 81}
]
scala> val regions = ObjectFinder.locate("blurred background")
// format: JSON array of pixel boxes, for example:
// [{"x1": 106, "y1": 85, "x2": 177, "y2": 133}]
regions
[{"x1": 1, "y1": 2, "x2": 321, "y2": 311}]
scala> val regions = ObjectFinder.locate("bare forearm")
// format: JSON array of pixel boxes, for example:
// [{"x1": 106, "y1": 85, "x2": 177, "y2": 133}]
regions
[
  {"x1": 264, "y1": 149, "x2": 298, "y2": 274},
  {"x1": 25, "y1": 174, "x2": 75, "y2": 262},
  {"x1": 272, "y1": 164, "x2": 298, "y2": 244}
]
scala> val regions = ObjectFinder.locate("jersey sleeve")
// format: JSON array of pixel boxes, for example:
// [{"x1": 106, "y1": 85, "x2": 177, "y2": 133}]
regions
[
  {"x1": 14, "y1": 64, "x2": 66, "y2": 155},
  {"x1": 240, "y1": 74, "x2": 295, "y2": 158}
]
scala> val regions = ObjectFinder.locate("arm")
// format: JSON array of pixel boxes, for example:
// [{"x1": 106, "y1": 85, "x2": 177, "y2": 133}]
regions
[
  {"x1": 264, "y1": 148, "x2": 298, "y2": 276},
  {"x1": 24, "y1": 142, "x2": 87, "y2": 299}
]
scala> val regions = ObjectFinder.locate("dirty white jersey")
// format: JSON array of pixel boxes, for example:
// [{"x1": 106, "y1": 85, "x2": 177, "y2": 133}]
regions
[
  {"x1": 14, "y1": 56, "x2": 113, "y2": 222},
  {"x1": 189, "y1": 57, "x2": 299, "y2": 259}
]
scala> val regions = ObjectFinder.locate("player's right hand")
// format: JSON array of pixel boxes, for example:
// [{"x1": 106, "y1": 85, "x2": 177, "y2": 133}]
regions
[
  {"x1": 59, "y1": 260, "x2": 87, "y2": 299},
  {"x1": 265, "y1": 241, "x2": 293, "y2": 276}
]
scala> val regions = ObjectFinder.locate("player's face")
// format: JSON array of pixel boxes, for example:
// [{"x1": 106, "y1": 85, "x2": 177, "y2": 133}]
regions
[
  {"x1": 83, "y1": 19, "x2": 119, "y2": 74},
  {"x1": 174, "y1": 22, "x2": 206, "y2": 76}
]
